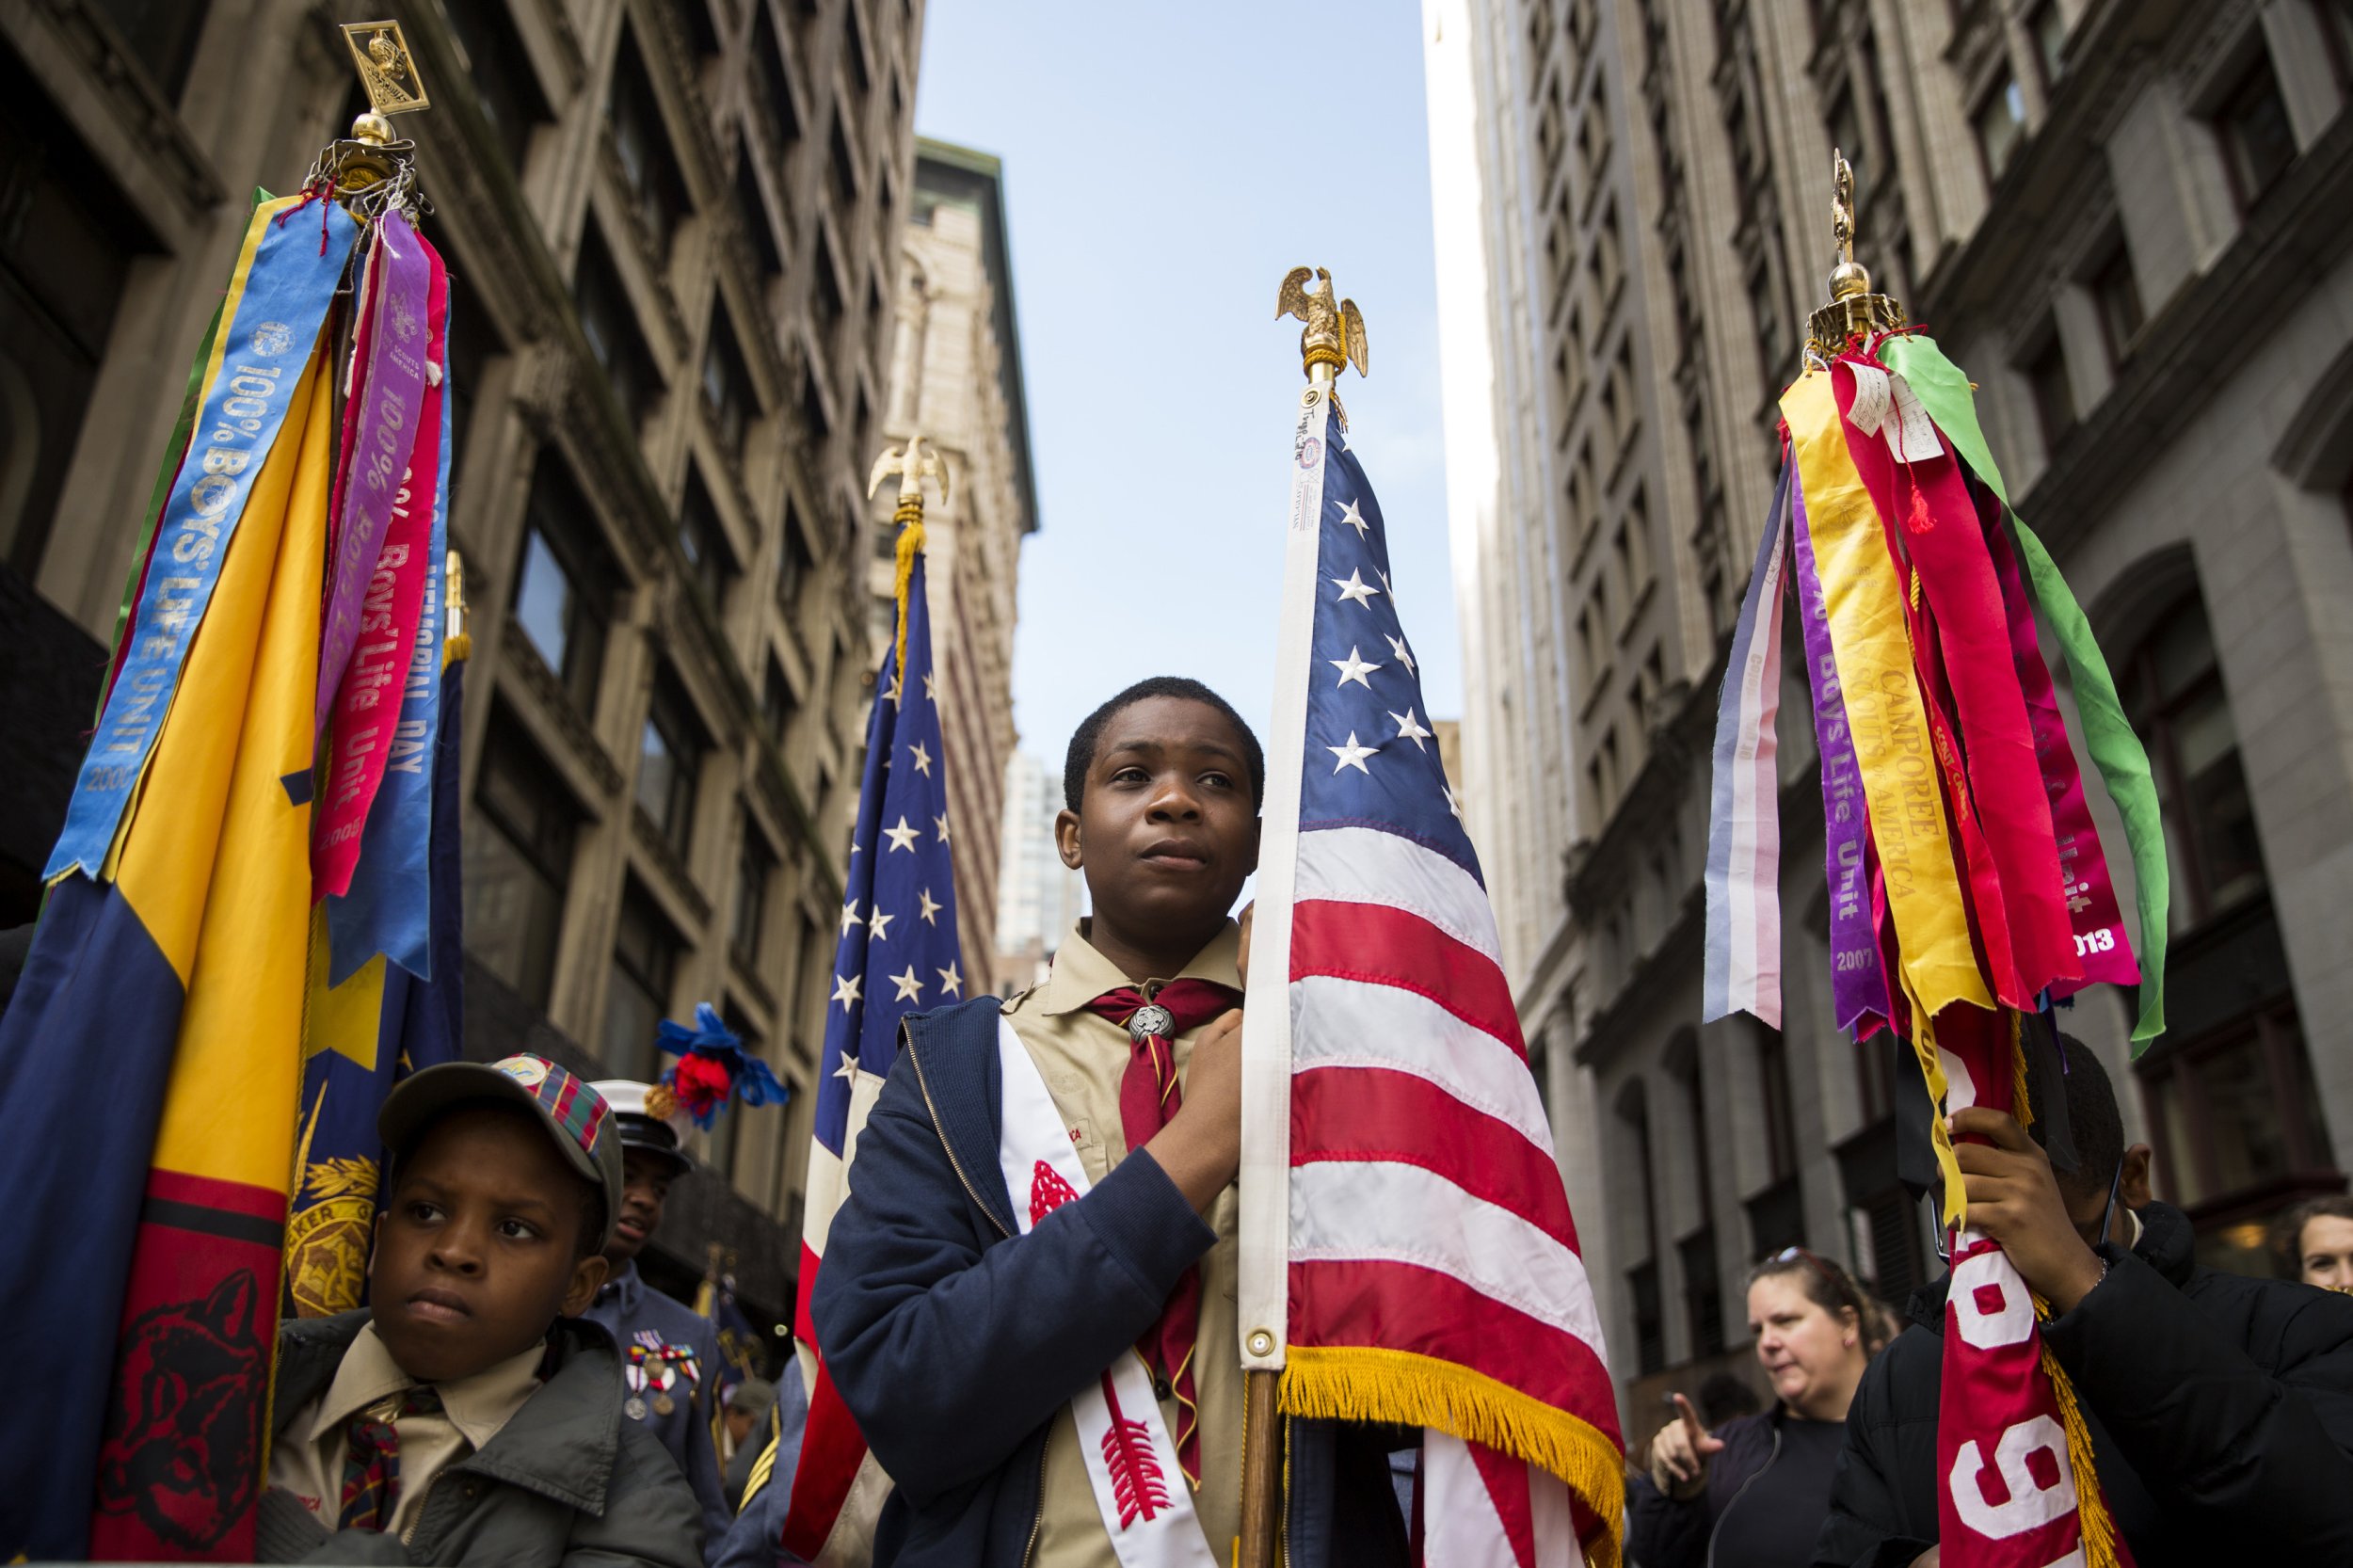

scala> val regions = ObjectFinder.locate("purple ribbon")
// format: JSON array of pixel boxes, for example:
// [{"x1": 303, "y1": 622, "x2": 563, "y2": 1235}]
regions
[
  {"x1": 1791, "y1": 481, "x2": 1891, "y2": 1030},
  {"x1": 315, "y1": 211, "x2": 430, "y2": 737}
]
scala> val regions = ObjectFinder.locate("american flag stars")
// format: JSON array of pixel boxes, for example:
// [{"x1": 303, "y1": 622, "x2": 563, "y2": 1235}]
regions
[
  {"x1": 1297, "y1": 427, "x2": 1476, "y2": 869},
  {"x1": 882, "y1": 816, "x2": 920, "y2": 853}
]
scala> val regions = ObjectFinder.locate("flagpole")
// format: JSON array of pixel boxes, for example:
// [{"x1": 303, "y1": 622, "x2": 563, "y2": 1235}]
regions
[{"x1": 1237, "y1": 269, "x2": 1369, "y2": 1568}]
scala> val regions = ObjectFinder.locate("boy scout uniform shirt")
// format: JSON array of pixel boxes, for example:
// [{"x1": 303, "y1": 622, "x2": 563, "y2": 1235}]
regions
[
  {"x1": 1002, "y1": 920, "x2": 1243, "y2": 1568},
  {"x1": 267, "y1": 1320, "x2": 543, "y2": 1541}
]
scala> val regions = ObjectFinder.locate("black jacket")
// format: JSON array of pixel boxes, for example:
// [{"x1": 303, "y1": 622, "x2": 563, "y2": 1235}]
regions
[
  {"x1": 1629, "y1": 1405, "x2": 1847, "y2": 1568},
  {"x1": 1816, "y1": 1202, "x2": 2353, "y2": 1567}
]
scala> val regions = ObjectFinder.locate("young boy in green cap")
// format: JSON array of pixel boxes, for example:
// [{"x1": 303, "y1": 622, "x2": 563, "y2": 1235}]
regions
[{"x1": 256, "y1": 1053, "x2": 702, "y2": 1564}]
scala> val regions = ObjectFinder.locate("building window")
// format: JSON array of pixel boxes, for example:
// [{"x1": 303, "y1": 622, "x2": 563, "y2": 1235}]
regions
[
  {"x1": 604, "y1": 885, "x2": 681, "y2": 1075},
  {"x1": 513, "y1": 458, "x2": 615, "y2": 715},
  {"x1": 1975, "y1": 68, "x2": 2027, "y2": 184},
  {"x1": 609, "y1": 27, "x2": 692, "y2": 265},
  {"x1": 1679, "y1": 1232, "x2": 1724, "y2": 1356},
  {"x1": 2030, "y1": 0, "x2": 2069, "y2": 88},
  {"x1": 1748, "y1": 263, "x2": 1786, "y2": 389},
  {"x1": 2120, "y1": 591, "x2": 2265, "y2": 930},
  {"x1": 1618, "y1": 1081, "x2": 1664, "y2": 1374},
  {"x1": 762, "y1": 656, "x2": 796, "y2": 744},
  {"x1": 465, "y1": 719, "x2": 579, "y2": 1011},
  {"x1": 732, "y1": 819, "x2": 774, "y2": 968},
  {"x1": 829, "y1": 115, "x2": 860, "y2": 209},
  {"x1": 574, "y1": 226, "x2": 662, "y2": 435},
  {"x1": 2025, "y1": 325, "x2": 2075, "y2": 452},
  {"x1": 734, "y1": 158, "x2": 784, "y2": 283},
  {"x1": 443, "y1": 0, "x2": 551, "y2": 174},
  {"x1": 678, "y1": 466, "x2": 734, "y2": 612},
  {"x1": 636, "y1": 675, "x2": 707, "y2": 857},
  {"x1": 2214, "y1": 47, "x2": 2297, "y2": 210},
  {"x1": 2089, "y1": 236, "x2": 2145, "y2": 367},
  {"x1": 702, "y1": 307, "x2": 758, "y2": 459},
  {"x1": 1759, "y1": 1029, "x2": 1797, "y2": 1182},
  {"x1": 778, "y1": 499, "x2": 814, "y2": 611},
  {"x1": 2144, "y1": 1005, "x2": 2331, "y2": 1211},
  {"x1": 751, "y1": 5, "x2": 802, "y2": 156}
]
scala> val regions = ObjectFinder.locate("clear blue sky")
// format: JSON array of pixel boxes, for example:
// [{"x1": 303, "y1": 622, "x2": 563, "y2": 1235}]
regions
[{"x1": 913, "y1": 2, "x2": 1458, "y2": 785}]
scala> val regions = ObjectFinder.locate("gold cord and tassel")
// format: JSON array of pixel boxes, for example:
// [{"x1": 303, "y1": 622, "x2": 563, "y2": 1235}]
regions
[{"x1": 890, "y1": 494, "x2": 925, "y2": 683}]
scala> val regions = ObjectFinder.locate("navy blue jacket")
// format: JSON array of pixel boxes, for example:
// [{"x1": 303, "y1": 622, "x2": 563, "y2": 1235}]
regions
[
  {"x1": 585, "y1": 1259, "x2": 733, "y2": 1560},
  {"x1": 809, "y1": 997, "x2": 1409, "y2": 1568}
]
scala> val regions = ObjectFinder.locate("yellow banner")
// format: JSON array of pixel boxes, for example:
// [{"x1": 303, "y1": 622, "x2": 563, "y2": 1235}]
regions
[{"x1": 1782, "y1": 372, "x2": 1988, "y2": 1017}]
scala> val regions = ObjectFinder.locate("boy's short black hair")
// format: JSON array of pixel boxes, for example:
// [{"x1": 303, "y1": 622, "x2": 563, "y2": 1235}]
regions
[
  {"x1": 2054, "y1": 1034, "x2": 2124, "y2": 1206},
  {"x1": 388, "y1": 1100, "x2": 608, "y2": 1260},
  {"x1": 1063, "y1": 677, "x2": 1265, "y2": 812}
]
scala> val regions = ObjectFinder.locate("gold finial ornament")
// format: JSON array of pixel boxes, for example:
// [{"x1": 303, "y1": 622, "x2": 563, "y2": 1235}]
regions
[
  {"x1": 1276, "y1": 266, "x2": 1369, "y2": 386},
  {"x1": 315, "y1": 22, "x2": 431, "y2": 214},
  {"x1": 868, "y1": 433, "x2": 950, "y2": 683},
  {"x1": 867, "y1": 431, "x2": 952, "y2": 510},
  {"x1": 1805, "y1": 149, "x2": 1906, "y2": 359},
  {"x1": 444, "y1": 550, "x2": 472, "y2": 667}
]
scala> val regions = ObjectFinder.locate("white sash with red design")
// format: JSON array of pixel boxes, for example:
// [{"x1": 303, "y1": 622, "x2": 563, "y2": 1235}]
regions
[{"x1": 995, "y1": 1018, "x2": 1221, "y2": 1568}]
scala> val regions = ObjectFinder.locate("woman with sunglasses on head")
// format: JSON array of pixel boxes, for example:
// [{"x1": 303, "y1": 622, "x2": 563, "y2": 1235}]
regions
[{"x1": 1628, "y1": 1246, "x2": 1885, "y2": 1568}]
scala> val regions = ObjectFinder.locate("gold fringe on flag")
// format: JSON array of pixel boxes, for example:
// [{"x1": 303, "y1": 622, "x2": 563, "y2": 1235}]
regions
[{"x1": 1279, "y1": 1345, "x2": 1626, "y2": 1568}]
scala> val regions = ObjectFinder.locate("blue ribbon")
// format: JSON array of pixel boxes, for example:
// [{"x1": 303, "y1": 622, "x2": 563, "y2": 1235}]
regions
[{"x1": 47, "y1": 196, "x2": 359, "y2": 881}]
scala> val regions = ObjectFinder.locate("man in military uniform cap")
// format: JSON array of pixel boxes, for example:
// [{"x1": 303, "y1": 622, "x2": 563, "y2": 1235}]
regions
[{"x1": 585, "y1": 1080, "x2": 731, "y2": 1558}]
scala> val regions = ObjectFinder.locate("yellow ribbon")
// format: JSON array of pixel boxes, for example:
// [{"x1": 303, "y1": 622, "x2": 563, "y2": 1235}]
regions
[{"x1": 1783, "y1": 371, "x2": 1989, "y2": 1019}]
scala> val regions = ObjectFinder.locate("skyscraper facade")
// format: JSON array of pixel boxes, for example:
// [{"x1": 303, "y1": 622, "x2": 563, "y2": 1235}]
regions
[{"x1": 1427, "y1": 0, "x2": 2353, "y2": 1417}]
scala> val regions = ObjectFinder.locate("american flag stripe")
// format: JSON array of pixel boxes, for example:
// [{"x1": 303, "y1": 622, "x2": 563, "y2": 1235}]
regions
[
  {"x1": 1288, "y1": 902, "x2": 1520, "y2": 1046},
  {"x1": 1423, "y1": 1431, "x2": 1584, "y2": 1568},
  {"x1": 1289, "y1": 1070, "x2": 1576, "y2": 1240},
  {"x1": 1289, "y1": 1161, "x2": 1603, "y2": 1349},
  {"x1": 1289, "y1": 978, "x2": 1552, "y2": 1147},
  {"x1": 1289, "y1": 1266, "x2": 1616, "y2": 1416},
  {"x1": 1295, "y1": 824, "x2": 1499, "y2": 961}
]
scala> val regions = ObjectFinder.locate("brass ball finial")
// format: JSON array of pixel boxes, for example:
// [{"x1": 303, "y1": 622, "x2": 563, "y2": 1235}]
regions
[
  {"x1": 350, "y1": 111, "x2": 393, "y2": 147},
  {"x1": 1828, "y1": 260, "x2": 1872, "y2": 301}
]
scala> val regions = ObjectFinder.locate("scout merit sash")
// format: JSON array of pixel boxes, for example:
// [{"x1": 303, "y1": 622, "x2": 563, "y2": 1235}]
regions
[{"x1": 994, "y1": 1019, "x2": 1220, "y2": 1568}]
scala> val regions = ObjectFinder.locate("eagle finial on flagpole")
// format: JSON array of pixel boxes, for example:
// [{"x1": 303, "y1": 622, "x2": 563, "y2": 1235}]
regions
[
  {"x1": 1275, "y1": 266, "x2": 1369, "y2": 388},
  {"x1": 868, "y1": 433, "x2": 949, "y2": 688}
]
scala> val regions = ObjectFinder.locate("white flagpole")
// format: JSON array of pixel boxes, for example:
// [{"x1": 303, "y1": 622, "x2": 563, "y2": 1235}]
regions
[{"x1": 1238, "y1": 268, "x2": 1364, "y2": 1568}]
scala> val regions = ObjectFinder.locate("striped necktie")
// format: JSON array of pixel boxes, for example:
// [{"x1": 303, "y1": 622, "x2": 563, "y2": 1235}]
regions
[
  {"x1": 337, "y1": 1384, "x2": 443, "y2": 1531},
  {"x1": 1083, "y1": 977, "x2": 1240, "y2": 1487}
]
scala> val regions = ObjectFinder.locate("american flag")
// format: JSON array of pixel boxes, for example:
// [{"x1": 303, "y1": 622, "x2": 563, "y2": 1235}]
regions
[
  {"x1": 1241, "y1": 401, "x2": 1625, "y2": 1564},
  {"x1": 782, "y1": 552, "x2": 962, "y2": 1562}
]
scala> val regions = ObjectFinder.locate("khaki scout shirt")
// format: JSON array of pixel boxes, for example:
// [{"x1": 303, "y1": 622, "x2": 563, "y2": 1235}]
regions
[
  {"x1": 267, "y1": 1320, "x2": 544, "y2": 1542},
  {"x1": 1002, "y1": 919, "x2": 1244, "y2": 1568}
]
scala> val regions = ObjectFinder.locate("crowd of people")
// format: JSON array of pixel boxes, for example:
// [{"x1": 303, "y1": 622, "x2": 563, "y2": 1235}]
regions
[{"x1": 1628, "y1": 1043, "x2": 2353, "y2": 1568}]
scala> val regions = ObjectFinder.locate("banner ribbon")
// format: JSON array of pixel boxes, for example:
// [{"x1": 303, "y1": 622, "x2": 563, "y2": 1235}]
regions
[{"x1": 47, "y1": 195, "x2": 359, "y2": 882}]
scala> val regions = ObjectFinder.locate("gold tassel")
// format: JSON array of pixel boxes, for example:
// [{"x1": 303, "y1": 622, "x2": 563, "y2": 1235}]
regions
[
  {"x1": 2010, "y1": 1009, "x2": 2035, "y2": 1128},
  {"x1": 1281, "y1": 1345, "x2": 1625, "y2": 1566},
  {"x1": 890, "y1": 495, "x2": 925, "y2": 684},
  {"x1": 2038, "y1": 1331, "x2": 2125, "y2": 1568}
]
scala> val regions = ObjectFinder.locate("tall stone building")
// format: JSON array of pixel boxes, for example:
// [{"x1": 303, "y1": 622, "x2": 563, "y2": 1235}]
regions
[
  {"x1": 0, "y1": 0, "x2": 927, "y2": 1328},
  {"x1": 868, "y1": 137, "x2": 1037, "y2": 985},
  {"x1": 1426, "y1": 0, "x2": 2353, "y2": 1420}
]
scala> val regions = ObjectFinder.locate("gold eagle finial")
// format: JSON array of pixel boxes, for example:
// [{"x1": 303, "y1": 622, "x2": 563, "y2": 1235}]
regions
[
  {"x1": 867, "y1": 431, "x2": 952, "y2": 508},
  {"x1": 1275, "y1": 266, "x2": 1369, "y2": 383}
]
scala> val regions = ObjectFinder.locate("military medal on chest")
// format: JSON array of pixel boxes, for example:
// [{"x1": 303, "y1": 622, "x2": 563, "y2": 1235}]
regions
[{"x1": 626, "y1": 1329, "x2": 700, "y2": 1421}]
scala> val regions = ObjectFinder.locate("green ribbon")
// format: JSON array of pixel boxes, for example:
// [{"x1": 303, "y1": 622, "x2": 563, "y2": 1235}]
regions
[{"x1": 1879, "y1": 334, "x2": 2168, "y2": 1047}]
